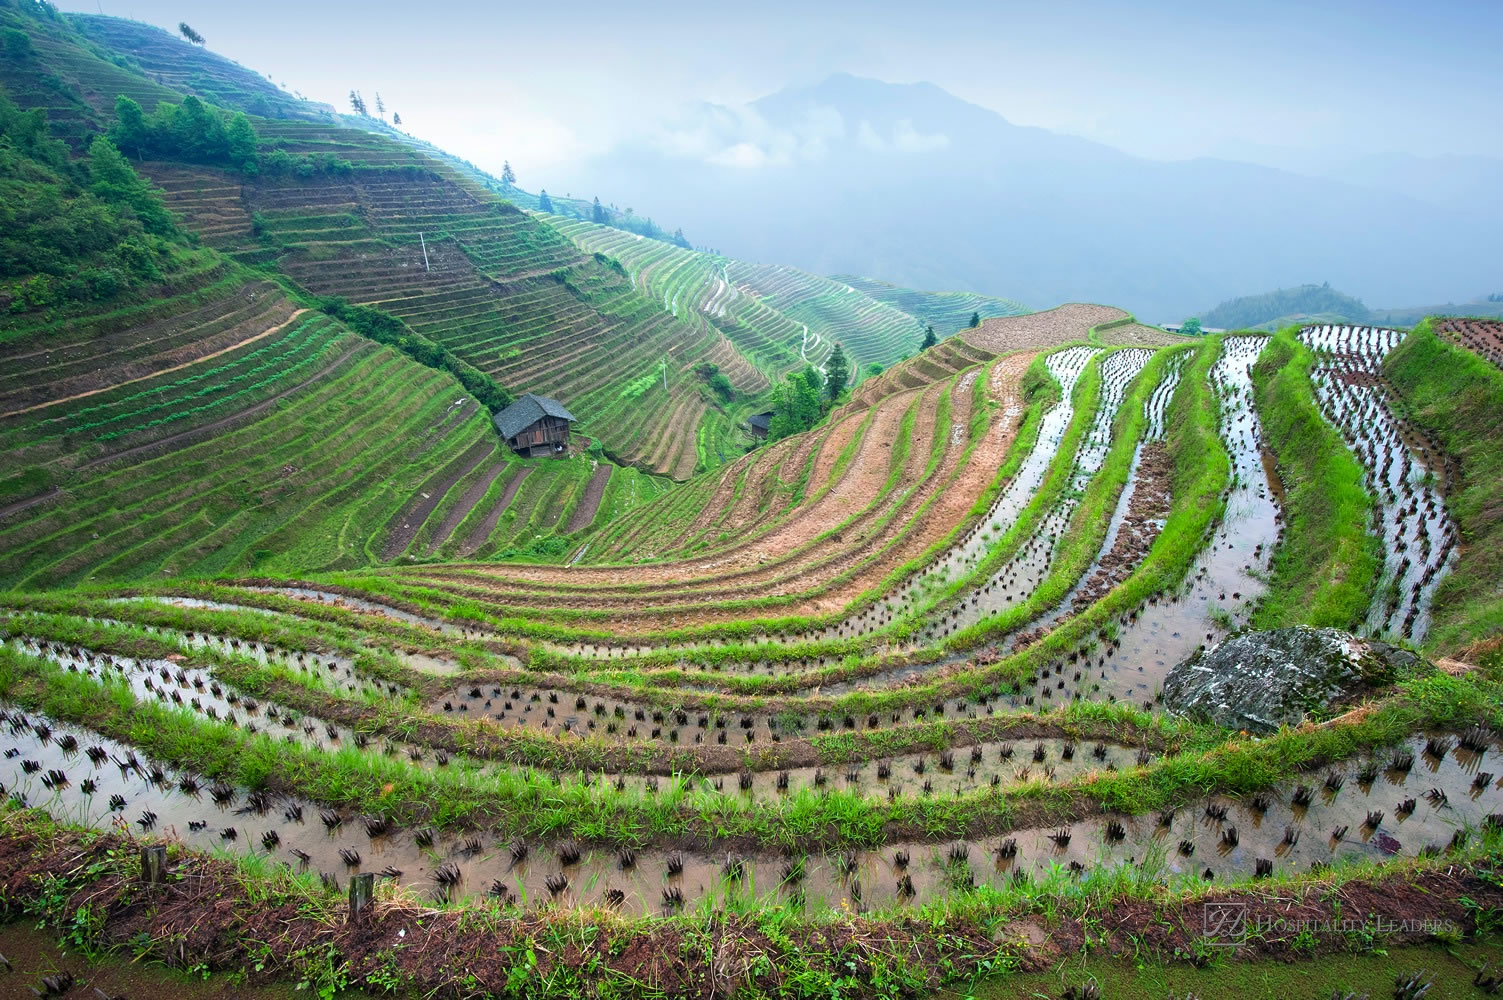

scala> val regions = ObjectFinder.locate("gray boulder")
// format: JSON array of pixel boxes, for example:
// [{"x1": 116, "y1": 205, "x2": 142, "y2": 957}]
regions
[{"x1": 1162, "y1": 626, "x2": 1421, "y2": 733}]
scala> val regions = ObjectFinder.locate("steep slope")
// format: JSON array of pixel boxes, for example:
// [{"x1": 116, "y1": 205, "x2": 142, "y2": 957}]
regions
[
  {"x1": 69, "y1": 15, "x2": 334, "y2": 121},
  {"x1": 833, "y1": 274, "x2": 1028, "y2": 337},
  {"x1": 0, "y1": 11, "x2": 662, "y2": 585},
  {"x1": 546, "y1": 215, "x2": 970, "y2": 382},
  {"x1": 6, "y1": 9, "x2": 767, "y2": 480}
]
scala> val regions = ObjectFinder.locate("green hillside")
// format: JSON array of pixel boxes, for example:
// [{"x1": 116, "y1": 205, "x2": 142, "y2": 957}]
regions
[
  {"x1": 1202, "y1": 281, "x2": 1372, "y2": 330},
  {"x1": 833, "y1": 273, "x2": 1030, "y2": 336}
]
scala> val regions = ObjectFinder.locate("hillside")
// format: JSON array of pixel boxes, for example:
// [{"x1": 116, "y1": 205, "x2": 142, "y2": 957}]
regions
[
  {"x1": 543, "y1": 214, "x2": 961, "y2": 380},
  {"x1": 833, "y1": 273, "x2": 1029, "y2": 337},
  {"x1": 0, "y1": 6, "x2": 672, "y2": 585},
  {"x1": 1202, "y1": 282, "x2": 1373, "y2": 330},
  {"x1": 2, "y1": 8, "x2": 779, "y2": 481}
]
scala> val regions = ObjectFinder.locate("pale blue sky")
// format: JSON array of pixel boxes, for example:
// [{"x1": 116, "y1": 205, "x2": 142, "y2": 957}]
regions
[{"x1": 59, "y1": 0, "x2": 1503, "y2": 184}]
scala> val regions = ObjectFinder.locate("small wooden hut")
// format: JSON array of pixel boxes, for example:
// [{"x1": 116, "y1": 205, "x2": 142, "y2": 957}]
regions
[
  {"x1": 748, "y1": 411, "x2": 775, "y2": 440},
  {"x1": 494, "y1": 393, "x2": 577, "y2": 457}
]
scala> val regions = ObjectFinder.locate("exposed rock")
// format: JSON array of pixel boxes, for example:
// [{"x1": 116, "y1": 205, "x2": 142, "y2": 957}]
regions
[{"x1": 1162, "y1": 626, "x2": 1423, "y2": 733}]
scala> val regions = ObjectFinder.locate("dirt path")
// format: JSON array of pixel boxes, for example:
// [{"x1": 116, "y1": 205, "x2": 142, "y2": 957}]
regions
[
  {"x1": 565, "y1": 465, "x2": 612, "y2": 534},
  {"x1": 459, "y1": 467, "x2": 532, "y2": 557},
  {"x1": 0, "y1": 487, "x2": 61, "y2": 522},
  {"x1": 380, "y1": 439, "x2": 496, "y2": 560},
  {"x1": 425, "y1": 460, "x2": 509, "y2": 555},
  {"x1": 0, "y1": 309, "x2": 310, "y2": 420}
]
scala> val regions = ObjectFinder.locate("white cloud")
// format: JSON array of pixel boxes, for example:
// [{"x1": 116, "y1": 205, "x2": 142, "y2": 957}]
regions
[
  {"x1": 650, "y1": 102, "x2": 846, "y2": 168},
  {"x1": 892, "y1": 118, "x2": 949, "y2": 153}
]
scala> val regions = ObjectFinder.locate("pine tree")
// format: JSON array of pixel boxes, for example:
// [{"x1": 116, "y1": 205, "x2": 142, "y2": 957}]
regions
[
  {"x1": 392, "y1": 112, "x2": 402, "y2": 127},
  {"x1": 178, "y1": 22, "x2": 204, "y2": 45},
  {"x1": 969, "y1": 311, "x2": 981, "y2": 328},
  {"x1": 592, "y1": 196, "x2": 605, "y2": 223},
  {"x1": 374, "y1": 92, "x2": 385, "y2": 119},
  {"x1": 921, "y1": 325, "x2": 937, "y2": 350},
  {"x1": 824, "y1": 343, "x2": 849, "y2": 400},
  {"x1": 538, "y1": 189, "x2": 553, "y2": 212},
  {"x1": 502, "y1": 161, "x2": 516, "y2": 187}
]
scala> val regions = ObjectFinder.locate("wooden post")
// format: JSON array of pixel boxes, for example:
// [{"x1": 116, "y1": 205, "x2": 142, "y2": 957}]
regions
[
  {"x1": 140, "y1": 844, "x2": 167, "y2": 884},
  {"x1": 348, "y1": 872, "x2": 375, "y2": 923}
]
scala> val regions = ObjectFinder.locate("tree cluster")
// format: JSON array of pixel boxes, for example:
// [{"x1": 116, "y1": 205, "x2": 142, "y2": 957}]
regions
[
  {"x1": 766, "y1": 343, "x2": 849, "y2": 442},
  {"x1": 1203, "y1": 282, "x2": 1372, "y2": 329},
  {"x1": 694, "y1": 362, "x2": 734, "y2": 402},
  {"x1": 1, "y1": 94, "x2": 184, "y2": 315},
  {"x1": 109, "y1": 95, "x2": 257, "y2": 172}
]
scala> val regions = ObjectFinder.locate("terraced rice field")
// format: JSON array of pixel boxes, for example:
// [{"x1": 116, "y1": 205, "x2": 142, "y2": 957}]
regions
[
  {"x1": 3, "y1": 325, "x2": 1501, "y2": 1000},
  {"x1": 2, "y1": 327, "x2": 1498, "y2": 998},
  {"x1": 0, "y1": 268, "x2": 636, "y2": 586},
  {"x1": 1434, "y1": 316, "x2": 1503, "y2": 369},
  {"x1": 69, "y1": 14, "x2": 330, "y2": 121},
  {"x1": 134, "y1": 139, "x2": 761, "y2": 479},
  {"x1": 832, "y1": 273, "x2": 1030, "y2": 335},
  {"x1": 1, "y1": 12, "x2": 1499, "y2": 997}
]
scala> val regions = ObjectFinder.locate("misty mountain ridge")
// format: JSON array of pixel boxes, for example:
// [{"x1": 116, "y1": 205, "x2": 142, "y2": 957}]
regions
[{"x1": 563, "y1": 74, "x2": 1497, "y2": 321}]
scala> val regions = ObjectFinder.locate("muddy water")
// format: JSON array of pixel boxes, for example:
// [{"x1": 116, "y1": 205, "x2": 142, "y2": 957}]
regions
[
  {"x1": 1144, "y1": 352, "x2": 1189, "y2": 441},
  {"x1": 1074, "y1": 334, "x2": 1279, "y2": 706},
  {"x1": 991, "y1": 348, "x2": 1162, "y2": 639},
  {"x1": 6, "y1": 618, "x2": 406, "y2": 702},
  {"x1": 0, "y1": 922, "x2": 320, "y2": 1000},
  {"x1": 2, "y1": 712, "x2": 1494, "y2": 915},
  {"x1": 830, "y1": 336, "x2": 1279, "y2": 703},
  {"x1": 7, "y1": 639, "x2": 1166, "y2": 801},
  {"x1": 1299, "y1": 325, "x2": 1457, "y2": 642}
]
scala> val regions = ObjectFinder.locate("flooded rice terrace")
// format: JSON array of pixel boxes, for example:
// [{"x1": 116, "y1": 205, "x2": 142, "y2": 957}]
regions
[
  {"x1": 0, "y1": 706, "x2": 1495, "y2": 915},
  {"x1": 1299, "y1": 325, "x2": 1457, "y2": 641}
]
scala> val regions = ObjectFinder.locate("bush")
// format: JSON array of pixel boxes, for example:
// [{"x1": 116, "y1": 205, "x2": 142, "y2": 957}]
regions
[{"x1": 3, "y1": 27, "x2": 34, "y2": 59}]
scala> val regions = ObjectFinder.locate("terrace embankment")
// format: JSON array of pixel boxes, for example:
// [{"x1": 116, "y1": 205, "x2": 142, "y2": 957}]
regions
[{"x1": 374, "y1": 352, "x2": 1034, "y2": 629}]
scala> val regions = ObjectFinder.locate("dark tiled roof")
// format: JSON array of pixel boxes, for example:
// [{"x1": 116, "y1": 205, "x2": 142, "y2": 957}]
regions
[
  {"x1": 493, "y1": 393, "x2": 577, "y2": 439},
  {"x1": 748, "y1": 411, "x2": 774, "y2": 431}
]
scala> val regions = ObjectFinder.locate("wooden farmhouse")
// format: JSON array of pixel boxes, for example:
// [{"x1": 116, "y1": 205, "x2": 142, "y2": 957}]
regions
[
  {"x1": 493, "y1": 393, "x2": 577, "y2": 457},
  {"x1": 748, "y1": 411, "x2": 775, "y2": 440}
]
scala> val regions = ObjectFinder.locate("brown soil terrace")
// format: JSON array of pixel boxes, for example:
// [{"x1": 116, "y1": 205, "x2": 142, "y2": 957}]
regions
[
  {"x1": 1073, "y1": 442, "x2": 1174, "y2": 608},
  {"x1": 0, "y1": 817, "x2": 1495, "y2": 1000},
  {"x1": 959, "y1": 303, "x2": 1127, "y2": 354},
  {"x1": 383, "y1": 353, "x2": 1034, "y2": 631},
  {"x1": 565, "y1": 464, "x2": 613, "y2": 535}
]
